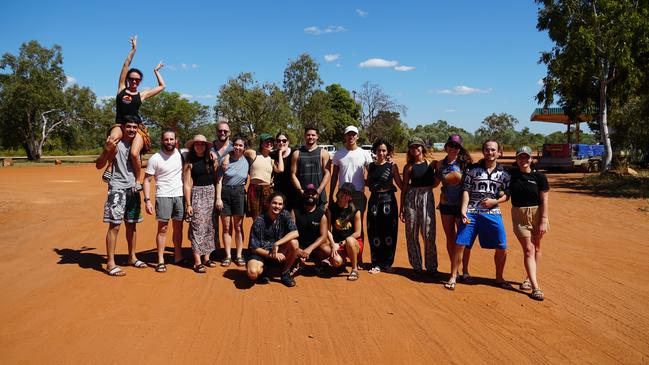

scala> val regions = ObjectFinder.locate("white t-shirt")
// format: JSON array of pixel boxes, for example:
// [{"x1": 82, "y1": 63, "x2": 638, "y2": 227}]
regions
[
  {"x1": 145, "y1": 149, "x2": 184, "y2": 197},
  {"x1": 332, "y1": 146, "x2": 373, "y2": 191}
]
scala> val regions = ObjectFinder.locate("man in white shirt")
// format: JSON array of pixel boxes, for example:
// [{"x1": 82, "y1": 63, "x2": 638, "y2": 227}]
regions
[
  {"x1": 330, "y1": 125, "x2": 373, "y2": 215},
  {"x1": 143, "y1": 129, "x2": 185, "y2": 273}
]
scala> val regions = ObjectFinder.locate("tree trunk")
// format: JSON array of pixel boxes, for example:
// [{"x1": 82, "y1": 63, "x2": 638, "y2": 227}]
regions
[
  {"x1": 24, "y1": 138, "x2": 41, "y2": 160},
  {"x1": 599, "y1": 76, "x2": 613, "y2": 171}
]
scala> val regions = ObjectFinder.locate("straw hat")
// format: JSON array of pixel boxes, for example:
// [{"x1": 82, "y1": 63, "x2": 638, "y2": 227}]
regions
[{"x1": 185, "y1": 134, "x2": 213, "y2": 149}]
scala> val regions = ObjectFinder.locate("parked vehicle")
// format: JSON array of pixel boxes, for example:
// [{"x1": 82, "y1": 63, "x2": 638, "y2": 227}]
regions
[
  {"x1": 536, "y1": 143, "x2": 604, "y2": 172},
  {"x1": 318, "y1": 144, "x2": 336, "y2": 157},
  {"x1": 360, "y1": 144, "x2": 377, "y2": 160}
]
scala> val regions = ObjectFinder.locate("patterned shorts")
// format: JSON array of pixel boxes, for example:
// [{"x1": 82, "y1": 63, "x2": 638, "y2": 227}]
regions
[
  {"x1": 103, "y1": 188, "x2": 143, "y2": 225},
  {"x1": 246, "y1": 184, "x2": 273, "y2": 218}
]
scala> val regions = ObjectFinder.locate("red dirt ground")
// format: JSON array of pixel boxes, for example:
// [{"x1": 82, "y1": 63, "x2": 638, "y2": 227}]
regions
[{"x1": 1, "y1": 153, "x2": 648, "y2": 364}]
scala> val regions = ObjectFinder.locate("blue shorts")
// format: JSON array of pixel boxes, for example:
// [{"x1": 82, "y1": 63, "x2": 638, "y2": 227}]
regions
[{"x1": 456, "y1": 213, "x2": 507, "y2": 249}]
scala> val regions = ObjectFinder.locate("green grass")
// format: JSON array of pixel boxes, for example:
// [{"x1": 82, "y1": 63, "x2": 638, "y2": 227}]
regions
[{"x1": 581, "y1": 171, "x2": 649, "y2": 199}]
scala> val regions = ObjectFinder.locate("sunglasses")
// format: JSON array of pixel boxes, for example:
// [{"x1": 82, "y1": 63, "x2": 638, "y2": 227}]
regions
[
  {"x1": 277, "y1": 139, "x2": 288, "y2": 143},
  {"x1": 217, "y1": 130, "x2": 229, "y2": 134},
  {"x1": 194, "y1": 142, "x2": 206, "y2": 146},
  {"x1": 128, "y1": 77, "x2": 141, "y2": 82}
]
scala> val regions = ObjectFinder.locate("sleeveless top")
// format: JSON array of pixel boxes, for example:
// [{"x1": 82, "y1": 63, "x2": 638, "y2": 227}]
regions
[
  {"x1": 409, "y1": 161, "x2": 434, "y2": 187},
  {"x1": 109, "y1": 140, "x2": 135, "y2": 189},
  {"x1": 329, "y1": 203, "x2": 359, "y2": 242},
  {"x1": 439, "y1": 157, "x2": 463, "y2": 206},
  {"x1": 249, "y1": 153, "x2": 273, "y2": 185},
  {"x1": 222, "y1": 155, "x2": 249, "y2": 186},
  {"x1": 115, "y1": 89, "x2": 142, "y2": 122},
  {"x1": 294, "y1": 206, "x2": 325, "y2": 248},
  {"x1": 272, "y1": 149, "x2": 294, "y2": 195},
  {"x1": 190, "y1": 157, "x2": 214, "y2": 187},
  {"x1": 297, "y1": 146, "x2": 323, "y2": 189},
  {"x1": 367, "y1": 162, "x2": 396, "y2": 192}
]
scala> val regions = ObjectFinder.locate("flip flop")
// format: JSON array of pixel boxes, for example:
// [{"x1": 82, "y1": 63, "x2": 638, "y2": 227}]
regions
[
  {"x1": 347, "y1": 269, "x2": 359, "y2": 281},
  {"x1": 155, "y1": 263, "x2": 167, "y2": 273},
  {"x1": 106, "y1": 266, "x2": 125, "y2": 277},
  {"x1": 235, "y1": 257, "x2": 246, "y2": 267},
  {"x1": 194, "y1": 264, "x2": 207, "y2": 274},
  {"x1": 496, "y1": 280, "x2": 512, "y2": 290},
  {"x1": 444, "y1": 281, "x2": 456, "y2": 290},
  {"x1": 460, "y1": 273, "x2": 473, "y2": 283},
  {"x1": 204, "y1": 260, "x2": 218, "y2": 268},
  {"x1": 369, "y1": 266, "x2": 381, "y2": 274},
  {"x1": 129, "y1": 259, "x2": 147, "y2": 268}
]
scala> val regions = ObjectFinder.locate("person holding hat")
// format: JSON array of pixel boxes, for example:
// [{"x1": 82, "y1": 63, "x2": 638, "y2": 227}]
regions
[
  {"x1": 323, "y1": 182, "x2": 363, "y2": 281},
  {"x1": 400, "y1": 136, "x2": 439, "y2": 275},
  {"x1": 143, "y1": 129, "x2": 185, "y2": 273},
  {"x1": 290, "y1": 183, "x2": 329, "y2": 275},
  {"x1": 183, "y1": 134, "x2": 218, "y2": 273},
  {"x1": 509, "y1": 146, "x2": 549, "y2": 301},
  {"x1": 222, "y1": 133, "x2": 286, "y2": 220},
  {"x1": 434, "y1": 134, "x2": 474, "y2": 282}
]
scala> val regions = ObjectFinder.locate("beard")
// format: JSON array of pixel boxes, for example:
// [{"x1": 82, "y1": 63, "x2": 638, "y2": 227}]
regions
[
  {"x1": 218, "y1": 134, "x2": 228, "y2": 142},
  {"x1": 163, "y1": 143, "x2": 175, "y2": 152},
  {"x1": 304, "y1": 196, "x2": 317, "y2": 206}
]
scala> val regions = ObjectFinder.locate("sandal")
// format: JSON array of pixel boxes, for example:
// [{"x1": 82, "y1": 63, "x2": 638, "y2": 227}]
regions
[
  {"x1": 128, "y1": 259, "x2": 147, "y2": 268},
  {"x1": 444, "y1": 281, "x2": 456, "y2": 290},
  {"x1": 106, "y1": 266, "x2": 125, "y2": 277},
  {"x1": 235, "y1": 257, "x2": 246, "y2": 267},
  {"x1": 347, "y1": 269, "x2": 359, "y2": 281},
  {"x1": 155, "y1": 263, "x2": 167, "y2": 273},
  {"x1": 221, "y1": 258, "x2": 232, "y2": 267},
  {"x1": 204, "y1": 260, "x2": 218, "y2": 268},
  {"x1": 520, "y1": 279, "x2": 533, "y2": 291},
  {"x1": 369, "y1": 266, "x2": 381, "y2": 274},
  {"x1": 194, "y1": 264, "x2": 207, "y2": 273},
  {"x1": 460, "y1": 272, "x2": 473, "y2": 283},
  {"x1": 496, "y1": 280, "x2": 512, "y2": 290},
  {"x1": 530, "y1": 288, "x2": 545, "y2": 301}
]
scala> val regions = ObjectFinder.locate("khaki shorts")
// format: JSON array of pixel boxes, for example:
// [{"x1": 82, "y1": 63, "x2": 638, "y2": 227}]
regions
[{"x1": 511, "y1": 206, "x2": 549, "y2": 238}]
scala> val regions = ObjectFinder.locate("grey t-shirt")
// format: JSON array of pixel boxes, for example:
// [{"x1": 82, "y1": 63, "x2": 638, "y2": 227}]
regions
[{"x1": 109, "y1": 140, "x2": 136, "y2": 190}]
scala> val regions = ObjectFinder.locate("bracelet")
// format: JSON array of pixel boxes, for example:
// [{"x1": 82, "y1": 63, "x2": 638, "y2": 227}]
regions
[{"x1": 144, "y1": 197, "x2": 150, "y2": 202}]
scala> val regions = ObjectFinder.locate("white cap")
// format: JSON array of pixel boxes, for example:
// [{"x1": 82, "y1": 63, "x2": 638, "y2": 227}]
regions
[{"x1": 344, "y1": 125, "x2": 359, "y2": 135}]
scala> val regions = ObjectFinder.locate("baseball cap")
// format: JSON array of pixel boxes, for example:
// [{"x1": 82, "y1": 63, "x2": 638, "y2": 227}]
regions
[
  {"x1": 408, "y1": 137, "x2": 425, "y2": 148},
  {"x1": 446, "y1": 134, "x2": 463, "y2": 146},
  {"x1": 516, "y1": 146, "x2": 533, "y2": 157},
  {"x1": 304, "y1": 183, "x2": 318, "y2": 194},
  {"x1": 344, "y1": 125, "x2": 359, "y2": 135},
  {"x1": 339, "y1": 182, "x2": 356, "y2": 194},
  {"x1": 259, "y1": 133, "x2": 274, "y2": 142}
]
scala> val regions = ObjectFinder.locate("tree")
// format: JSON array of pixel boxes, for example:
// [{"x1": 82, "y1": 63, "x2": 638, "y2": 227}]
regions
[
  {"x1": 216, "y1": 72, "x2": 294, "y2": 144},
  {"x1": 411, "y1": 120, "x2": 474, "y2": 147},
  {"x1": 357, "y1": 81, "x2": 406, "y2": 131},
  {"x1": 140, "y1": 91, "x2": 210, "y2": 145},
  {"x1": 367, "y1": 111, "x2": 409, "y2": 151},
  {"x1": 52, "y1": 84, "x2": 103, "y2": 152},
  {"x1": 283, "y1": 53, "x2": 322, "y2": 127},
  {"x1": 475, "y1": 113, "x2": 519, "y2": 145},
  {"x1": 0, "y1": 41, "x2": 68, "y2": 159},
  {"x1": 536, "y1": 0, "x2": 649, "y2": 170}
]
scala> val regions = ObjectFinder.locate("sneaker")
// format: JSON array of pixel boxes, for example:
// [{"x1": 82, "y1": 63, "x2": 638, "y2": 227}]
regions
[
  {"x1": 280, "y1": 270, "x2": 296, "y2": 287},
  {"x1": 289, "y1": 260, "x2": 301, "y2": 276}
]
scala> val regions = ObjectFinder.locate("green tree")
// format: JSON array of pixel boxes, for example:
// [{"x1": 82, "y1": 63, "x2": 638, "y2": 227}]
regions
[
  {"x1": 53, "y1": 84, "x2": 103, "y2": 152},
  {"x1": 475, "y1": 113, "x2": 519, "y2": 145},
  {"x1": 283, "y1": 53, "x2": 322, "y2": 127},
  {"x1": 139, "y1": 91, "x2": 210, "y2": 145},
  {"x1": 368, "y1": 111, "x2": 409, "y2": 151},
  {"x1": 324, "y1": 84, "x2": 359, "y2": 144},
  {"x1": 0, "y1": 41, "x2": 68, "y2": 159},
  {"x1": 536, "y1": 0, "x2": 649, "y2": 170},
  {"x1": 215, "y1": 72, "x2": 294, "y2": 145}
]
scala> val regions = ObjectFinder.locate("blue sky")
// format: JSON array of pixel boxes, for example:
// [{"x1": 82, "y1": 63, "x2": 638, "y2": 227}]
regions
[{"x1": 1, "y1": 0, "x2": 568, "y2": 135}]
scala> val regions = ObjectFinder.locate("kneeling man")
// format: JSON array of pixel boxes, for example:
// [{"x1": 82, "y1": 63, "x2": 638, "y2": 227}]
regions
[{"x1": 291, "y1": 184, "x2": 329, "y2": 275}]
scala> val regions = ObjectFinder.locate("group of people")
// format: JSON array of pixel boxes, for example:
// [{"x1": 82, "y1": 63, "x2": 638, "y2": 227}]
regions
[{"x1": 96, "y1": 37, "x2": 550, "y2": 301}]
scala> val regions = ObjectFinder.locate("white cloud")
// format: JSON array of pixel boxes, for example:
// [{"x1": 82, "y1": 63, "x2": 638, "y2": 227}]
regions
[
  {"x1": 537, "y1": 78, "x2": 544, "y2": 86},
  {"x1": 181, "y1": 63, "x2": 188, "y2": 70},
  {"x1": 64, "y1": 76, "x2": 77, "y2": 88},
  {"x1": 195, "y1": 94, "x2": 214, "y2": 99},
  {"x1": 359, "y1": 58, "x2": 398, "y2": 68},
  {"x1": 435, "y1": 85, "x2": 493, "y2": 95},
  {"x1": 166, "y1": 64, "x2": 177, "y2": 71},
  {"x1": 336, "y1": 63, "x2": 342, "y2": 68},
  {"x1": 180, "y1": 93, "x2": 193, "y2": 99},
  {"x1": 445, "y1": 109, "x2": 457, "y2": 113},
  {"x1": 356, "y1": 9, "x2": 368, "y2": 17},
  {"x1": 304, "y1": 25, "x2": 346, "y2": 35},
  {"x1": 191, "y1": 64, "x2": 199, "y2": 69},
  {"x1": 394, "y1": 65, "x2": 415, "y2": 72},
  {"x1": 324, "y1": 54, "x2": 340, "y2": 62}
]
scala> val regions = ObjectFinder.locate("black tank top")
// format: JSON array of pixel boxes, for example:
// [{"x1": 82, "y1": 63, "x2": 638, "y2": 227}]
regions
[
  {"x1": 367, "y1": 162, "x2": 396, "y2": 192},
  {"x1": 297, "y1": 146, "x2": 325, "y2": 202},
  {"x1": 409, "y1": 161, "x2": 434, "y2": 187},
  {"x1": 115, "y1": 89, "x2": 142, "y2": 122},
  {"x1": 190, "y1": 157, "x2": 214, "y2": 187},
  {"x1": 294, "y1": 206, "x2": 324, "y2": 248},
  {"x1": 329, "y1": 203, "x2": 358, "y2": 242}
]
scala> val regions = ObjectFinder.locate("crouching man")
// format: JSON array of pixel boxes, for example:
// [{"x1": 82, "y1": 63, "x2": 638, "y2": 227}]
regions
[{"x1": 247, "y1": 192, "x2": 299, "y2": 287}]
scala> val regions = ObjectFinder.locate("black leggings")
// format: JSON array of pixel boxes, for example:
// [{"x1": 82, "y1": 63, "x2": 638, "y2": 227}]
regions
[{"x1": 366, "y1": 191, "x2": 398, "y2": 268}]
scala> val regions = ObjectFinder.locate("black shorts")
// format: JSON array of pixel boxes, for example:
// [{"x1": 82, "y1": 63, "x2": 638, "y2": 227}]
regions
[
  {"x1": 221, "y1": 185, "x2": 245, "y2": 216},
  {"x1": 438, "y1": 204, "x2": 461, "y2": 217}
]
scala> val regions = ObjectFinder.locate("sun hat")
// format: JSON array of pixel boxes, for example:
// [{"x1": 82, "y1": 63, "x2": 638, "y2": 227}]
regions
[
  {"x1": 344, "y1": 125, "x2": 359, "y2": 135},
  {"x1": 185, "y1": 134, "x2": 213, "y2": 149}
]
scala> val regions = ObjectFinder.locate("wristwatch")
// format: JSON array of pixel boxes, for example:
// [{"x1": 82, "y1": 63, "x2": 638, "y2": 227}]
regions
[{"x1": 144, "y1": 197, "x2": 151, "y2": 202}]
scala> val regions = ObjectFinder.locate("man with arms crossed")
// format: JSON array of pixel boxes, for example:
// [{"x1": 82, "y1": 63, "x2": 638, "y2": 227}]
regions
[
  {"x1": 143, "y1": 129, "x2": 185, "y2": 273},
  {"x1": 96, "y1": 115, "x2": 145, "y2": 276},
  {"x1": 291, "y1": 126, "x2": 331, "y2": 208}
]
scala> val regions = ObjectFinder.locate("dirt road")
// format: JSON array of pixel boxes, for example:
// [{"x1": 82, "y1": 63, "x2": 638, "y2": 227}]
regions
[{"x1": 1, "y1": 156, "x2": 648, "y2": 364}]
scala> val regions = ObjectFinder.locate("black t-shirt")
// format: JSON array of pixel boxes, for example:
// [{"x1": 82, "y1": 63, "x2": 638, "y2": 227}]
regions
[
  {"x1": 293, "y1": 206, "x2": 325, "y2": 249},
  {"x1": 115, "y1": 89, "x2": 141, "y2": 122},
  {"x1": 509, "y1": 170, "x2": 549, "y2": 207},
  {"x1": 329, "y1": 203, "x2": 359, "y2": 242}
]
